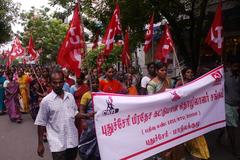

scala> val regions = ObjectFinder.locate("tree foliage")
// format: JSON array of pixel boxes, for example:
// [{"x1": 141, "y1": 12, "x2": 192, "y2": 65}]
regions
[
  {"x1": 0, "y1": 0, "x2": 19, "y2": 43},
  {"x1": 82, "y1": 45, "x2": 122, "y2": 70},
  {"x1": 50, "y1": 0, "x2": 211, "y2": 70},
  {"x1": 20, "y1": 7, "x2": 68, "y2": 64}
]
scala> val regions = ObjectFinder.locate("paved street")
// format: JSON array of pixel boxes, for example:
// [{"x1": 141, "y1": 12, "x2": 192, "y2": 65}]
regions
[
  {"x1": 0, "y1": 114, "x2": 51, "y2": 160},
  {"x1": 0, "y1": 113, "x2": 238, "y2": 160}
]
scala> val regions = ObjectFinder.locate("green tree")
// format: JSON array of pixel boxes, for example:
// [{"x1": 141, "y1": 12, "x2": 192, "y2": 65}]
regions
[
  {"x1": 0, "y1": 0, "x2": 19, "y2": 43},
  {"x1": 20, "y1": 7, "x2": 68, "y2": 64},
  {"x1": 82, "y1": 45, "x2": 122, "y2": 70}
]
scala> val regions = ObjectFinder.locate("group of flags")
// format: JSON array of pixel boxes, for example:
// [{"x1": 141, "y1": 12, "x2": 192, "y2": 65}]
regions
[
  {"x1": 57, "y1": 0, "x2": 223, "y2": 76},
  {"x1": 143, "y1": 0, "x2": 223, "y2": 64},
  {"x1": 57, "y1": 3, "x2": 130, "y2": 75},
  {"x1": 1, "y1": 0, "x2": 223, "y2": 76},
  {"x1": 2, "y1": 35, "x2": 40, "y2": 67}
]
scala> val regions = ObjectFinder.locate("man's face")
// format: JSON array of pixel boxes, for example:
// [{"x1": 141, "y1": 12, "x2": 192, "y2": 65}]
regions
[
  {"x1": 92, "y1": 80, "x2": 99, "y2": 92},
  {"x1": 51, "y1": 73, "x2": 64, "y2": 95},
  {"x1": 148, "y1": 64, "x2": 155, "y2": 76}
]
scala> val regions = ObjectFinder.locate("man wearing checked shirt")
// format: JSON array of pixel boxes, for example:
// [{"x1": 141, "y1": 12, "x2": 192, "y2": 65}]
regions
[{"x1": 35, "y1": 70, "x2": 93, "y2": 160}]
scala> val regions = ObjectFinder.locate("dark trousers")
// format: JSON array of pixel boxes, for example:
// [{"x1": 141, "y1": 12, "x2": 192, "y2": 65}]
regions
[
  {"x1": 227, "y1": 126, "x2": 240, "y2": 157},
  {"x1": 52, "y1": 147, "x2": 78, "y2": 160}
]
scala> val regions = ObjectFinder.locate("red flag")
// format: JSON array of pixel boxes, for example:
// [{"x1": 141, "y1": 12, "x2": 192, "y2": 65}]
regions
[
  {"x1": 154, "y1": 24, "x2": 174, "y2": 63},
  {"x1": 92, "y1": 30, "x2": 100, "y2": 50},
  {"x1": 144, "y1": 14, "x2": 154, "y2": 53},
  {"x1": 57, "y1": 3, "x2": 86, "y2": 77},
  {"x1": 11, "y1": 37, "x2": 25, "y2": 57},
  {"x1": 121, "y1": 30, "x2": 130, "y2": 67},
  {"x1": 6, "y1": 50, "x2": 14, "y2": 67},
  {"x1": 6, "y1": 37, "x2": 25, "y2": 67},
  {"x1": 205, "y1": 0, "x2": 223, "y2": 55},
  {"x1": 28, "y1": 35, "x2": 37, "y2": 60},
  {"x1": 102, "y1": 4, "x2": 122, "y2": 56}
]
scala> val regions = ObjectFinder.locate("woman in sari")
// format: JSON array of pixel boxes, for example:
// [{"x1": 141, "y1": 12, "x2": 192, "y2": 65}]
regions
[
  {"x1": 18, "y1": 69, "x2": 31, "y2": 113},
  {"x1": 73, "y1": 73, "x2": 89, "y2": 107},
  {"x1": 176, "y1": 67, "x2": 210, "y2": 160},
  {"x1": 4, "y1": 72, "x2": 22, "y2": 123},
  {"x1": 126, "y1": 73, "x2": 138, "y2": 95},
  {"x1": 147, "y1": 61, "x2": 185, "y2": 160},
  {"x1": 0, "y1": 69, "x2": 6, "y2": 115},
  {"x1": 29, "y1": 74, "x2": 48, "y2": 121},
  {"x1": 99, "y1": 66, "x2": 127, "y2": 94},
  {"x1": 79, "y1": 78, "x2": 100, "y2": 160},
  {"x1": 147, "y1": 61, "x2": 172, "y2": 94}
]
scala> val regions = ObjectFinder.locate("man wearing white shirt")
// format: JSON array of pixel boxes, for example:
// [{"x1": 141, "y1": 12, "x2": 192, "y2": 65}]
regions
[
  {"x1": 35, "y1": 70, "x2": 90, "y2": 160},
  {"x1": 140, "y1": 62, "x2": 156, "y2": 95}
]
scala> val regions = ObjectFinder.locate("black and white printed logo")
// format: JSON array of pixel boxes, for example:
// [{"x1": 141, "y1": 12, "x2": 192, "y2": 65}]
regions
[{"x1": 103, "y1": 96, "x2": 119, "y2": 116}]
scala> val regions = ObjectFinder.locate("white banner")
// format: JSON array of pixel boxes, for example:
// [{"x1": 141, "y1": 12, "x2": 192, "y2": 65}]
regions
[{"x1": 93, "y1": 66, "x2": 225, "y2": 160}]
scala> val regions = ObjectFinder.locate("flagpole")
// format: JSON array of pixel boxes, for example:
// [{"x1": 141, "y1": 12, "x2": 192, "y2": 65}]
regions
[
  {"x1": 172, "y1": 47, "x2": 184, "y2": 84},
  {"x1": 151, "y1": 13, "x2": 154, "y2": 62},
  {"x1": 30, "y1": 64, "x2": 46, "y2": 93},
  {"x1": 151, "y1": 32, "x2": 154, "y2": 62},
  {"x1": 77, "y1": 0, "x2": 87, "y2": 55}
]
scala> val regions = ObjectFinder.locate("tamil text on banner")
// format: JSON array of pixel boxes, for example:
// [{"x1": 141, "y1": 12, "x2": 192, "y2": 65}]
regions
[{"x1": 93, "y1": 65, "x2": 225, "y2": 160}]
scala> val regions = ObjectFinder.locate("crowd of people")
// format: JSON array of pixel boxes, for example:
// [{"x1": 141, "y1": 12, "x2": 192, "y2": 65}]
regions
[{"x1": 0, "y1": 58, "x2": 239, "y2": 160}]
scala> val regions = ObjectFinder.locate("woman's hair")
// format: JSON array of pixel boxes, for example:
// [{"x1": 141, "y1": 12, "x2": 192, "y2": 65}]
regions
[
  {"x1": 105, "y1": 65, "x2": 114, "y2": 72},
  {"x1": 155, "y1": 61, "x2": 166, "y2": 70},
  {"x1": 181, "y1": 67, "x2": 192, "y2": 76},
  {"x1": 147, "y1": 62, "x2": 155, "y2": 70}
]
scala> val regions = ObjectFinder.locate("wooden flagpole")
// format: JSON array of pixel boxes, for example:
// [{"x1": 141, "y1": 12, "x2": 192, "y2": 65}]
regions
[
  {"x1": 151, "y1": 13, "x2": 154, "y2": 62},
  {"x1": 30, "y1": 64, "x2": 46, "y2": 93}
]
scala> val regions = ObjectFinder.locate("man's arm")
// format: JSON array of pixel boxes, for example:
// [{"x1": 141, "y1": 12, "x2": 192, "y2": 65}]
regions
[
  {"x1": 34, "y1": 99, "x2": 48, "y2": 157},
  {"x1": 37, "y1": 125, "x2": 45, "y2": 157}
]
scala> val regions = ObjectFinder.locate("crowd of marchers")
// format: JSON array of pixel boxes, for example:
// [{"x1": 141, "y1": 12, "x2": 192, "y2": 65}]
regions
[{"x1": 0, "y1": 58, "x2": 239, "y2": 160}]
